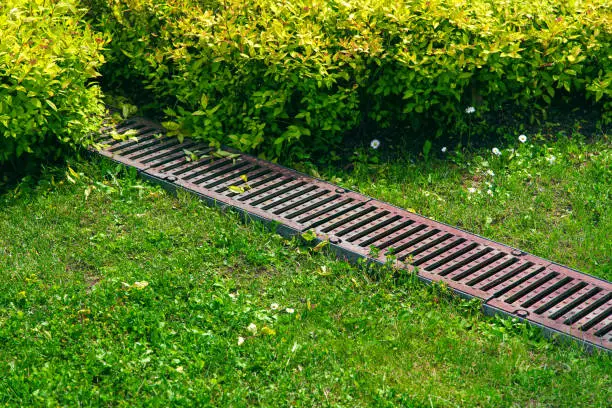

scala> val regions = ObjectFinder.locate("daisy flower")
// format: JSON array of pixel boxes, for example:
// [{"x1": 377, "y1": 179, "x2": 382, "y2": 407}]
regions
[
  {"x1": 370, "y1": 139, "x2": 381, "y2": 149},
  {"x1": 247, "y1": 323, "x2": 257, "y2": 334},
  {"x1": 465, "y1": 106, "x2": 476, "y2": 114},
  {"x1": 285, "y1": 308, "x2": 295, "y2": 314},
  {"x1": 492, "y1": 147, "x2": 501, "y2": 156},
  {"x1": 518, "y1": 134, "x2": 527, "y2": 143},
  {"x1": 441, "y1": 147, "x2": 447, "y2": 153},
  {"x1": 270, "y1": 303, "x2": 279, "y2": 310}
]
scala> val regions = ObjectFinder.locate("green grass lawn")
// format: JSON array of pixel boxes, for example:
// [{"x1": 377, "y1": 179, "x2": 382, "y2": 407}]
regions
[
  {"x1": 0, "y1": 151, "x2": 610, "y2": 406},
  {"x1": 324, "y1": 131, "x2": 611, "y2": 281}
]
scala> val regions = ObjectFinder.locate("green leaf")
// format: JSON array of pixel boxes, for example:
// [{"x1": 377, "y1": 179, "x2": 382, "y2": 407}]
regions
[
  {"x1": 45, "y1": 100, "x2": 58, "y2": 111},
  {"x1": 422, "y1": 140, "x2": 432, "y2": 160},
  {"x1": 301, "y1": 229, "x2": 317, "y2": 242},
  {"x1": 184, "y1": 149, "x2": 199, "y2": 162},
  {"x1": 68, "y1": 166, "x2": 80, "y2": 179},
  {"x1": 162, "y1": 121, "x2": 180, "y2": 131},
  {"x1": 312, "y1": 240, "x2": 329, "y2": 252},
  {"x1": 213, "y1": 149, "x2": 240, "y2": 159},
  {"x1": 228, "y1": 185, "x2": 245, "y2": 194}
]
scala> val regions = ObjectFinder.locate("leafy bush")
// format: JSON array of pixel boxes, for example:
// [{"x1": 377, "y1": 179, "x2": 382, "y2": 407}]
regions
[
  {"x1": 0, "y1": 0, "x2": 106, "y2": 168},
  {"x1": 89, "y1": 0, "x2": 611, "y2": 159}
]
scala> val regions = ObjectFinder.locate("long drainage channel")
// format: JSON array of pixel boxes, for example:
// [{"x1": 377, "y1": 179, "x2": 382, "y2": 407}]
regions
[{"x1": 95, "y1": 117, "x2": 611, "y2": 352}]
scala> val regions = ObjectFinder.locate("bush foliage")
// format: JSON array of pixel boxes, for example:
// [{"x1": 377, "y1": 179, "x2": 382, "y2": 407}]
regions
[
  {"x1": 0, "y1": 0, "x2": 106, "y2": 168},
  {"x1": 89, "y1": 0, "x2": 612, "y2": 159},
  {"x1": 93, "y1": 0, "x2": 611, "y2": 158}
]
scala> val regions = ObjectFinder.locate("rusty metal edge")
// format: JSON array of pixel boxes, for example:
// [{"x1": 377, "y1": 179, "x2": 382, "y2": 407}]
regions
[{"x1": 89, "y1": 140, "x2": 611, "y2": 354}]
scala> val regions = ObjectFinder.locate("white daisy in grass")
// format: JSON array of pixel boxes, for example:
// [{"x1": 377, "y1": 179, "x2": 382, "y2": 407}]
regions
[
  {"x1": 467, "y1": 187, "x2": 477, "y2": 194},
  {"x1": 370, "y1": 139, "x2": 381, "y2": 149},
  {"x1": 487, "y1": 189, "x2": 494, "y2": 196},
  {"x1": 518, "y1": 134, "x2": 527, "y2": 143},
  {"x1": 270, "y1": 303, "x2": 279, "y2": 310},
  {"x1": 547, "y1": 155, "x2": 556, "y2": 164},
  {"x1": 441, "y1": 147, "x2": 447, "y2": 153},
  {"x1": 247, "y1": 323, "x2": 257, "y2": 335},
  {"x1": 492, "y1": 147, "x2": 501, "y2": 156},
  {"x1": 285, "y1": 308, "x2": 295, "y2": 314},
  {"x1": 486, "y1": 169, "x2": 495, "y2": 177},
  {"x1": 465, "y1": 106, "x2": 476, "y2": 114},
  {"x1": 238, "y1": 336, "x2": 245, "y2": 346}
]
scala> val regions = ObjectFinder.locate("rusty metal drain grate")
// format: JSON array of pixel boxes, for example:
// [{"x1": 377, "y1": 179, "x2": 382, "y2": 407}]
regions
[{"x1": 94, "y1": 117, "x2": 612, "y2": 352}]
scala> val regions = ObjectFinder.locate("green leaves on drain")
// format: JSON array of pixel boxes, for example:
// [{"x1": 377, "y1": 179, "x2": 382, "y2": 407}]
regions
[
  {"x1": 301, "y1": 229, "x2": 317, "y2": 242},
  {"x1": 184, "y1": 149, "x2": 210, "y2": 162},
  {"x1": 228, "y1": 174, "x2": 251, "y2": 194},
  {"x1": 239, "y1": 174, "x2": 252, "y2": 190},
  {"x1": 228, "y1": 185, "x2": 246, "y2": 194},
  {"x1": 212, "y1": 149, "x2": 240, "y2": 159},
  {"x1": 110, "y1": 129, "x2": 138, "y2": 142},
  {"x1": 184, "y1": 149, "x2": 198, "y2": 162}
]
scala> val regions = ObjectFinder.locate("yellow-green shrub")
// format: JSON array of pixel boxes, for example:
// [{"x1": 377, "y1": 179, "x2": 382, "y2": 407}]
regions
[
  {"x1": 89, "y1": 0, "x2": 611, "y2": 159},
  {"x1": 0, "y1": 0, "x2": 106, "y2": 167}
]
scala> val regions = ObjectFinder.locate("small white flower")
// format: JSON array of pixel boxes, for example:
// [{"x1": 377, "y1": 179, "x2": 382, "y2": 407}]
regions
[
  {"x1": 441, "y1": 147, "x2": 447, "y2": 153},
  {"x1": 370, "y1": 139, "x2": 381, "y2": 149},
  {"x1": 132, "y1": 281, "x2": 149, "y2": 290},
  {"x1": 270, "y1": 303, "x2": 279, "y2": 310},
  {"x1": 487, "y1": 189, "x2": 493, "y2": 196},
  {"x1": 486, "y1": 169, "x2": 495, "y2": 177},
  {"x1": 492, "y1": 147, "x2": 501, "y2": 156},
  {"x1": 285, "y1": 308, "x2": 295, "y2": 314},
  {"x1": 176, "y1": 366, "x2": 184, "y2": 373},
  {"x1": 547, "y1": 155, "x2": 556, "y2": 164},
  {"x1": 465, "y1": 106, "x2": 476, "y2": 114},
  {"x1": 518, "y1": 134, "x2": 527, "y2": 143},
  {"x1": 247, "y1": 323, "x2": 257, "y2": 334},
  {"x1": 467, "y1": 187, "x2": 477, "y2": 194},
  {"x1": 238, "y1": 336, "x2": 245, "y2": 346}
]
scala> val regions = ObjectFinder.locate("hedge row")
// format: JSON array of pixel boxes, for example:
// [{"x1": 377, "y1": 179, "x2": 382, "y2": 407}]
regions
[
  {"x1": 0, "y1": 0, "x2": 106, "y2": 168},
  {"x1": 2, "y1": 0, "x2": 610, "y2": 166},
  {"x1": 87, "y1": 0, "x2": 611, "y2": 159}
]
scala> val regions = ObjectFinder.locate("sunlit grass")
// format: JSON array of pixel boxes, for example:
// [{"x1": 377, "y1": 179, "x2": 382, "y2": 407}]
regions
[
  {"x1": 0, "y1": 155, "x2": 610, "y2": 406},
  {"x1": 325, "y1": 132, "x2": 611, "y2": 280}
]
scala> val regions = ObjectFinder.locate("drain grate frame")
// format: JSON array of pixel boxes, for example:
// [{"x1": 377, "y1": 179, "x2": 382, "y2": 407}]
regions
[{"x1": 93, "y1": 117, "x2": 612, "y2": 352}]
